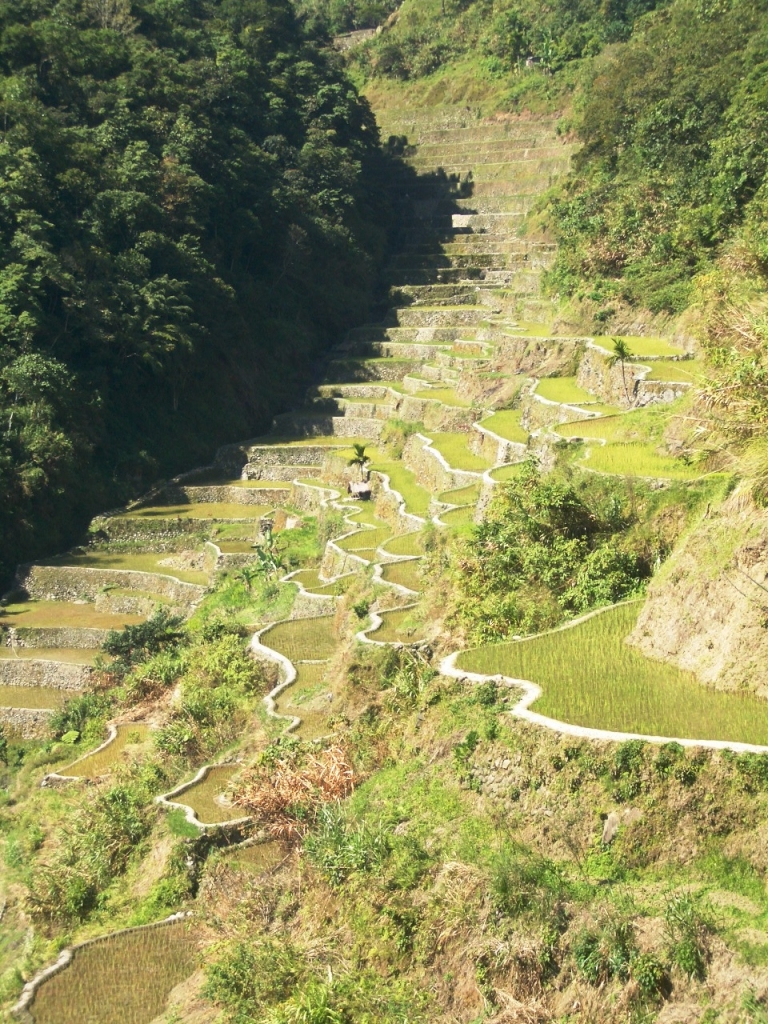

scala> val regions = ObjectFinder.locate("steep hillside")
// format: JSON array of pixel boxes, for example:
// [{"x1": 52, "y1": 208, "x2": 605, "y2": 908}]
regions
[{"x1": 0, "y1": 0, "x2": 391, "y2": 583}]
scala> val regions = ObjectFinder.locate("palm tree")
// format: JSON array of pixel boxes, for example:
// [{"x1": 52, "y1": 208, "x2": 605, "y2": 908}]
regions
[
  {"x1": 608, "y1": 337, "x2": 634, "y2": 405},
  {"x1": 347, "y1": 442, "x2": 370, "y2": 481}
]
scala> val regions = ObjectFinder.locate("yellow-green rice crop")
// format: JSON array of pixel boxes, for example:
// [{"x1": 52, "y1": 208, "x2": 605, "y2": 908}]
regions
[
  {"x1": 413, "y1": 387, "x2": 471, "y2": 407},
  {"x1": 124, "y1": 503, "x2": 272, "y2": 523},
  {"x1": 643, "y1": 359, "x2": 705, "y2": 383},
  {"x1": 62, "y1": 725, "x2": 151, "y2": 779},
  {"x1": 0, "y1": 601, "x2": 143, "y2": 631},
  {"x1": 380, "y1": 559, "x2": 423, "y2": 592},
  {"x1": 592, "y1": 335, "x2": 685, "y2": 357},
  {"x1": 371, "y1": 461, "x2": 432, "y2": 515},
  {"x1": 426, "y1": 432, "x2": 490, "y2": 472},
  {"x1": 336, "y1": 527, "x2": 392, "y2": 553},
  {"x1": 489, "y1": 463, "x2": 527, "y2": 483},
  {"x1": 261, "y1": 617, "x2": 338, "y2": 662},
  {"x1": 381, "y1": 533, "x2": 424, "y2": 557},
  {"x1": 43, "y1": 550, "x2": 209, "y2": 586},
  {"x1": 583, "y1": 442, "x2": 702, "y2": 480},
  {"x1": 535, "y1": 377, "x2": 597, "y2": 405},
  {"x1": 0, "y1": 648, "x2": 97, "y2": 664},
  {"x1": 371, "y1": 607, "x2": 426, "y2": 644},
  {"x1": 440, "y1": 505, "x2": 475, "y2": 527},
  {"x1": 481, "y1": 409, "x2": 528, "y2": 443},
  {"x1": 29, "y1": 920, "x2": 199, "y2": 1024},
  {"x1": 439, "y1": 483, "x2": 481, "y2": 505},
  {"x1": 457, "y1": 604, "x2": 768, "y2": 744}
]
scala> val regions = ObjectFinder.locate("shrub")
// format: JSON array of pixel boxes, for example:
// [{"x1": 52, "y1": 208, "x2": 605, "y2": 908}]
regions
[
  {"x1": 631, "y1": 952, "x2": 668, "y2": 1000},
  {"x1": 304, "y1": 804, "x2": 391, "y2": 885},
  {"x1": 491, "y1": 843, "x2": 569, "y2": 923},
  {"x1": 665, "y1": 892, "x2": 711, "y2": 980},
  {"x1": 574, "y1": 919, "x2": 635, "y2": 985},
  {"x1": 49, "y1": 692, "x2": 113, "y2": 740},
  {"x1": 103, "y1": 608, "x2": 185, "y2": 671}
]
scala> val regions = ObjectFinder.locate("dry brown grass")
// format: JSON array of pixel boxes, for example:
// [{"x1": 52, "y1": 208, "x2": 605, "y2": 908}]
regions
[{"x1": 233, "y1": 745, "x2": 356, "y2": 840}]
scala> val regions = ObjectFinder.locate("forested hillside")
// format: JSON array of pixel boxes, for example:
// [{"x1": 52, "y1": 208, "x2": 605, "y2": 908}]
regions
[{"x1": 0, "y1": 0, "x2": 390, "y2": 582}]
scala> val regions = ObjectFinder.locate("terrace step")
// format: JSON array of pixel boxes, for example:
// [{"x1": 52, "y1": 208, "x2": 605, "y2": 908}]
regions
[
  {"x1": 383, "y1": 306, "x2": 487, "y2": 328},
  {"x1": 408, "y1": 140, "x2": 576, "y2": 161},
  {"x1": 388, "y1": 253, "x2": 549, "y2": 272},
  {"x1": 345, "y1": 325, "x2": 477, "y2": 344},
  {"x1": 271, "y1": 413, "x2": 385, "y2": 439},
  {"x1": 389, "y1": 283, "x2": 481, "y2": 305}
]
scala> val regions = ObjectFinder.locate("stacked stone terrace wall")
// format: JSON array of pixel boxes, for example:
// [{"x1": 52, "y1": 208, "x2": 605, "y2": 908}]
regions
[
  {"x1": 402, "y1": 434, "x2": 478, "y2": 493},
  {"x1": 8, "y1": 626, "x2": 108, "y2": 649},
  {"x1": 0, "y1": 707, "x2": 56, "y2": 739},
  {"x1": 0, "y1": 659, "x2": 91, "y2": 689},
  {"x1": 17, "y1": 566, "x2": 204, "y2": 607},
  {"x1": 162, "y1": 485, "x2": 291, "y2": 506}
]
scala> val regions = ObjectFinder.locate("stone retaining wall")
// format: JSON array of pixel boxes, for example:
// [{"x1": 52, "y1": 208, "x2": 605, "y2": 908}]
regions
[
  {"x1": 402, "y1": 433, "x2": 478, "y2": 493},
  {"x1": 398, "y1": 396, "x2": 477, "y2": 432},
  {"x1": 635, "y1": 379, "x2": 692, "y2": 406},
  {"x1": 290, "y1": 592, "x2": 337, "y2": 620},
  {"x1": 317, "y1": 384, "x2": 389, "y2": 400},
  {"x1": 17, "y1": 565, "x2": 205, "y2": 607},
  {"x1": 575, "y1": 346, "x2": 637, "y2": 408},
  {"x1": 0, "y1": 659, "x2": 91, "y2": 689},
  {"x1": 96, "y1": 517, "x2": 204, "y2": 544},
  {"x1": 94, "y1": 590, "x2": 166, "y2": 616},
  {"x1": 493, "y1": 336, "x2": 582, "y2": 378},
  {"x1": 470, "y1": 425, "x2": 526, "y2": 465},
  {"x1": 242, "y1": 465, "x2": 322, "y2": 481},
  {"x1": 9, "y1": 626, "x2": 108, "y2": 649},
  {"x1": 0, "y1": 707, "x2": 55, "y2": 739},
  {"x1": 162, "y1": 485, "x2": 291, "y2": 506},
  {"x1": 326, "y1": 358, "x2": 423, "y2": 383}
]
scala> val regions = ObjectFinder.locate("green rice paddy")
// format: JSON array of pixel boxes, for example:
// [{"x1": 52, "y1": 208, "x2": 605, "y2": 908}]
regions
[
  {"x1": 643, "y1": 358, "x2": 704, "y2": 383},
  {"x1": 535, "y1": 377, "x2": 597, "y2": 405},
  {"x1": 61, "y1": 725, "x2": 150, "y2": 779},
  {"x1": 291, "y1": 569, "x2": 351, "y2": 596},
  {"x1": 174, "y1": 764, "x2": 241, "y2": 824},
  {"x1": 439, "y1": 483, "x2": 481, "y2": 505},
  {"x1": 480, "y1": 409, "x2": 528, "y2": 443},
  {"x1": 381, "y1": 533, "x2": 424, "y2": 557},
  {"x1": 371, "y1": 607, "x2": 427, "y2": 644},
  {"x1": 440, "y1": 505, "x2": 476, "y2": 527},
  {"x1": 0, "y1": 601, "x2": 144, "y2": 631},
  {"x1": 380, "y1": 559, "x2": 423, "y2": 592},
  {"x1": 336, "y1": 527, "x2": 392, "y2": 553},
  {"x1": 0, "y1": 685, "x2": 69, "y2": 709},
  {"x1": 457, "y1": 603, "x2": 768, "y2": 744},
  {"x1": 42, "y1": 551, "x2": 208, "y2": 586},
  {"x1": 413, "y1": 387, "x2": 471, "y2": 407},
  {"x1": 29, "y1": 920, "x2": 199, "y2": 1024},
  {"x1": 556, "y1": 408, "x2": 663, "y2": 443},
  {"x1": 261, "y1": 617, "x2": 338, "y2": 662},
  {"x1": 583, "y1": 442, "x2": 702, "y2": 480},
  {"x1": 426, "y1": 432, "x2": 490, "y2": 472},
  {"x1": 592, "y1": 335, "x2": 685, "y2": 358},
  {"x1": 124, "y1": 503, "x2": 272, "y2": 524},
  {"x1": 488, "y1": 462, "x2": 527, "y2": 483},
  {"x1": 371, "y1": 461, "x2": 432, "y2": 516}
]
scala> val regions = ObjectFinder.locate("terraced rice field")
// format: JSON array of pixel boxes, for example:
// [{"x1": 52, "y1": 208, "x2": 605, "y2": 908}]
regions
[
  {"x1": 481, "y1": 409, "x2": 528, "y2": 443},
  {"x1": 556, "y1": 409, "x2": 663, "y2": 443},
  {"x1": 535, "y1": 377, "x2": 597, "y2": 405},
  {"x1": 28, "y1": 920, "x2": 199, "y2": 1024},
  {"x1": 381, "y1": 533, "x2": 424, "y2": 557},
  {"x1": 371, "y1": 606, "x2": 426, "y2": 644},
  {"x1": 42, "y1": 551, "x2": 208, "y2": 586},
  {"x1": 643, "y1": 359, "x2": 704, "y2": 382},
  {"x1": 61, "y1": 724, "x2": 151, "y2": 779},
  {"x1": 592, "y1": 336, "x2": 687, "y2": 358},
  {"x1": 291, "y1": 569, "x2": 351, "y2": 595},
  {"x1": 413, "y1": 387, "x2": 471, "y2": 407},
  {"x1": 123, "y1": 503, "x2": 272, "y2": 522},
  {"x1": 440, "y1": 505, "x2": 476, "y2": 527},
  {"x1": 0, "y1": 685, "x2": 69, "y2": 709},
  {"x1": 583, "y1": 442, "x2": 703, "y2": 480},
  {"x1": 457, "y1": 604, "x2": 768, "y2": 744},
  {"x1": 426, "y1": 432, "x2": 491, "y2": 472},
  {"x1": 489, "y1": 463, "x2": 527, "y2": 483},
  {"x1": 173, "y1": 764, "x2": 242, "y2": 825},
  {"x1": 380, "y1": 559, "x2": 423, "y2": 591},
  {"x1": 371, "y1": 461, "x2": 432, "y2": 516},
  {"x1": 336, "y1": 527, "x2": 392, "y2": 553},
  {"x1": 439, "y1": 483, "x2": 481, "y2": 505},
  {"x1": 261, "y1": 617, "x2": 338, "y2": 662},
  {"x1": 0, "y1": 601, "x2": 144, "y2": 631}
]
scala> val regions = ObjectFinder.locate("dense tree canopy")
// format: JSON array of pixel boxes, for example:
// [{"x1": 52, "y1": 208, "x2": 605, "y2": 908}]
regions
[
  {"x1": 548, "y1": 0, "x2": 768, "y2": 314},
  {"x1": 0, "y1": 0, "x2": 391, "y2": 581}
]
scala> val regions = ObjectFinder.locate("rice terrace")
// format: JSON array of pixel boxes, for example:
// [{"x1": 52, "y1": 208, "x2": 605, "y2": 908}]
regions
[{"x1": 2, "y1": 0, "x2": 768, "y2": 1021}]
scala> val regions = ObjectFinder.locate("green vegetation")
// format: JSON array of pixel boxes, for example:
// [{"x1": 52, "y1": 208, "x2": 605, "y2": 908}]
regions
[
  {"x1": 458, "y1": 603, "x2": 768, "y2": 744},
  {"x1": 28, "y1": 922, "x2": 198, "y2": 1024},
  {"x1": 369, "y1": 606, "x2": 426, "y2": 643},
  {"x1": 0, "y1": 600, "x2": 143, "y2": 631},
  {"x1": 0, "y1": 0, "x2": 393, "y2": 583},
  {"x1": 453, "y1": 462, "x2": 653, "y2": 641},
  {"x1": 0, "y1": 685, "x2": 68, "y2": 710},
  {"x1": 548, "y1": 0, "x2": 768, "y2": 315},
  {"x1": 371, "y1": 459, "x2": 433, "y2": 515},
  {"x1": 261, "y1": 617, "x2": 338, "y2": 662},
  {"x1": 43, "y1": 550, "x2": 209, "y2": 586},
  {"x1": 381, "y1": 532, "x2": 424, "y2": 557},
  {"x1": 593, "y1": 336, "x2": 686, "y2": 358},
  {"x1": 380, "y1": 558, "x2": 423, "y2": 591}
]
